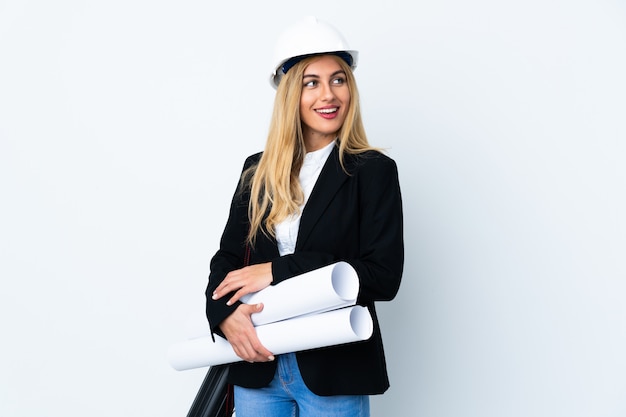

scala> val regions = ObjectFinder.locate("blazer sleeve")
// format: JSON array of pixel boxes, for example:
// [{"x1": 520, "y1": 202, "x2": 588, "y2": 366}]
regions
[
  {"x1": 350, "y1": 154, "x2": 404, "y2": 303},
  {"x1": 204, "y1": 154, "x2": 258, "y2": 337}
]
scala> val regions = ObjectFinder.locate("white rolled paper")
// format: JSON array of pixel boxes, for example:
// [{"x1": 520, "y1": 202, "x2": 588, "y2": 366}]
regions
[
  {"x1": 168, "y1": 305, "x2": 373, "y2": 371},
  {"x1": 183, "y1": 261, "x2": 360, "y2": 339},
  {"x1": 240, "y1": 261, "x2": 359, "y2": 326}
]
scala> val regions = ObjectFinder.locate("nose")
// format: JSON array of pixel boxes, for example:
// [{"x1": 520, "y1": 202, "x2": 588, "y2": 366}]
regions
[{"x1": 319, "y1": 82, "x2": 335, "y2": 101}]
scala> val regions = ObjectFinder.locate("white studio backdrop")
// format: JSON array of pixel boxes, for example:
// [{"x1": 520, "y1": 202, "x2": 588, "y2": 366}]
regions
[{"x1": 1, "y1": 1, "x2": 624, "y2": 416}]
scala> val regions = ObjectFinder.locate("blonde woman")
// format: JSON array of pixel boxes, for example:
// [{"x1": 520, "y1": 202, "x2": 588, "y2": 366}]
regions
[{"x1": 206, "y1": 17, "x2": 404, "y2": 417}]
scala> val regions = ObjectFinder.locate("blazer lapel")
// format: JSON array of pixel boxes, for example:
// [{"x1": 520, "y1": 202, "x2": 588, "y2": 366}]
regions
[{"x1": 296, "y1": 146, "x2": 350, "y2": 249}]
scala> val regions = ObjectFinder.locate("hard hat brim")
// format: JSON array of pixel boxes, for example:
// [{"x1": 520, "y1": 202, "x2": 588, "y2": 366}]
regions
[{"x1": 270, "y1": 50, "x2": 359, "y2": 89}]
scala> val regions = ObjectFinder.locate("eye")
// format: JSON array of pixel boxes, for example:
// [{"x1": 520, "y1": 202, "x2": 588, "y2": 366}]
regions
[
  {"x1": 304, "y1": 79, "x2": 318, "y2": 88},
  {"x1": 332, "y1": 77, "x2": 346, "y2": 85}
]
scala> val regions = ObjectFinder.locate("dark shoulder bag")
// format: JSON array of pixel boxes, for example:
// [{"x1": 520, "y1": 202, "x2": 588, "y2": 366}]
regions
[{"x1": 186, "y1": 363, "x2": 234, "y2": 417}]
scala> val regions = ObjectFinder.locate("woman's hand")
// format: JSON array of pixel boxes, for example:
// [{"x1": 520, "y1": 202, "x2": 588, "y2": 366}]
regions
[
  {"x1": 212, "y1": 262, "x2": 273, "y2": 306},
  {"x1": 219, "y1": 303, "x2": 275, "y2": 363}
]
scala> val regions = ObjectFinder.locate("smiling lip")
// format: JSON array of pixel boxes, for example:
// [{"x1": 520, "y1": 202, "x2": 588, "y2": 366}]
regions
[{"x1": 315, "y1": 107, "x2": 339, "y2": 119}]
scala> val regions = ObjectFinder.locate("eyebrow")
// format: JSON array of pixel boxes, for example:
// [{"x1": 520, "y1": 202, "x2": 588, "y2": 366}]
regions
[{"x1": 303, "y1": 69, "x2": 347, "y2": 79}]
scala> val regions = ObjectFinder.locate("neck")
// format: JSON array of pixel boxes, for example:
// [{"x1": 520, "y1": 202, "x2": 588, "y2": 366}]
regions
[{"x1": 303, "y1": 133, "x2": 336, "y2": 152}]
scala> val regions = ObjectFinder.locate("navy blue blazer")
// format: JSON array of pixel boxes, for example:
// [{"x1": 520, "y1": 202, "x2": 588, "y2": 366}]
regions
[{"x1": 206, "y1": 144, "x2": 404, "y2": 396}]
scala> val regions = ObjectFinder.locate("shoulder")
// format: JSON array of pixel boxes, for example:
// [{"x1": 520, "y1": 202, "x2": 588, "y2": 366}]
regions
[
  {"x1": 343, "y1": 151, "x2": 401, "y2": 195},
  {"x1": 242, "y1": 151, "x2": 263, "y2": 171},
  {"x1": 344, "y1": 150, "x2": 398, "y2": 175},
  {"x1": 232, "y1": 152, "x2": 262, "y2": 198}
]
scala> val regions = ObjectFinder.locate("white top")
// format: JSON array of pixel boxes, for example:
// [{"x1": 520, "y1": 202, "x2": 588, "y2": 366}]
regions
[{"x1": 275, "y1": 140, "x2": 335, "y2": 256}]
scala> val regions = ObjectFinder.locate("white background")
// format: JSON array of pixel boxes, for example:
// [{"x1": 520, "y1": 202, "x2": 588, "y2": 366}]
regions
[{"x1": 1, "y1": 1, "x2": 625, "y2": 416}]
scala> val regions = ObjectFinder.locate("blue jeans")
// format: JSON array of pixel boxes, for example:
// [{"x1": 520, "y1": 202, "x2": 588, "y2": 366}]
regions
[{"x1": 233, "y1": 353, "x2": 370, "y2": 417}]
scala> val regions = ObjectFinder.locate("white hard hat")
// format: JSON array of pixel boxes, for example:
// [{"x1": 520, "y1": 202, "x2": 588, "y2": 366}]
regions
[{"x1": 270, "y1": 16, "x2": 359, "y2": 89}]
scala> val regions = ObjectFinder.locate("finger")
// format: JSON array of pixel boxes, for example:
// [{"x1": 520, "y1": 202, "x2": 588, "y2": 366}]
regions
[
  {"x1": 217, "y1": 265, "x2": 253, "y2": 295},
  {"x1": 212, "y1": 286, "x2": 229, "y2": 301},
  {"x1": 227, "y1": 287, "x2": 250, "y2": 306},
  {"x1": 213, "y1": 277, "x2": 241, "y2": 301},
  {"x1": 253, "y1": 342, "x2": 275, "y2": 362},
  {"x1": 213, "y1": 278, "x2": 234, "y2": 298},
  {"x1": 234, "y1": 335, "x2": 270, "y2": 362},
  {"x1": 243, "y1": 304, "x2": 275, "y2": 361},
  {"x1": 226, "y1": 330, "x2": 257, "y2": 362},
  {"x1": 237, "y1": 341, "x2": 258, "y2": 363},
  {"x1": 237, "y1": 340, "x2": 272, "y2": 363}
]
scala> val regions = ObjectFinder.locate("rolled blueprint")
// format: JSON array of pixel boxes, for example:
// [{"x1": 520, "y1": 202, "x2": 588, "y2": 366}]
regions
[
  {"x1": 168, "y1": 305, "x2": 372, "y2": 370},
  {"x1": 240, "y1": 261, "x2": 359, "y2": 326},
  {"x1": 184, "y1": 261, "x2": 360, "y2": 339}
]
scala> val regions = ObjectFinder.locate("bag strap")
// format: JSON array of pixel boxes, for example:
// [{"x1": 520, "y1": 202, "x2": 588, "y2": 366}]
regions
[{"x1": 243, "y1": 240, "x2": 251, "y2": 267}]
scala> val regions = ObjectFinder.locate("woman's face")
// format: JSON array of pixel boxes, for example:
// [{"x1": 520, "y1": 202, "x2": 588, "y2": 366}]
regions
[{"x1": 299, "y1": 55, "x2": 351, "y2": 150}]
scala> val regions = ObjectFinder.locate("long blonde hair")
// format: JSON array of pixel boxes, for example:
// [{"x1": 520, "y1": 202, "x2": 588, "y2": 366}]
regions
[{"x1": 243, "y1": 55, "x2": 377, "y2": 246}]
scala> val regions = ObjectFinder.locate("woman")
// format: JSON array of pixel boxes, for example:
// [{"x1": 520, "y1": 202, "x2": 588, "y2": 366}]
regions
[{"x1": 206, "y1": 16, "x2": 403, "y2": 417}]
